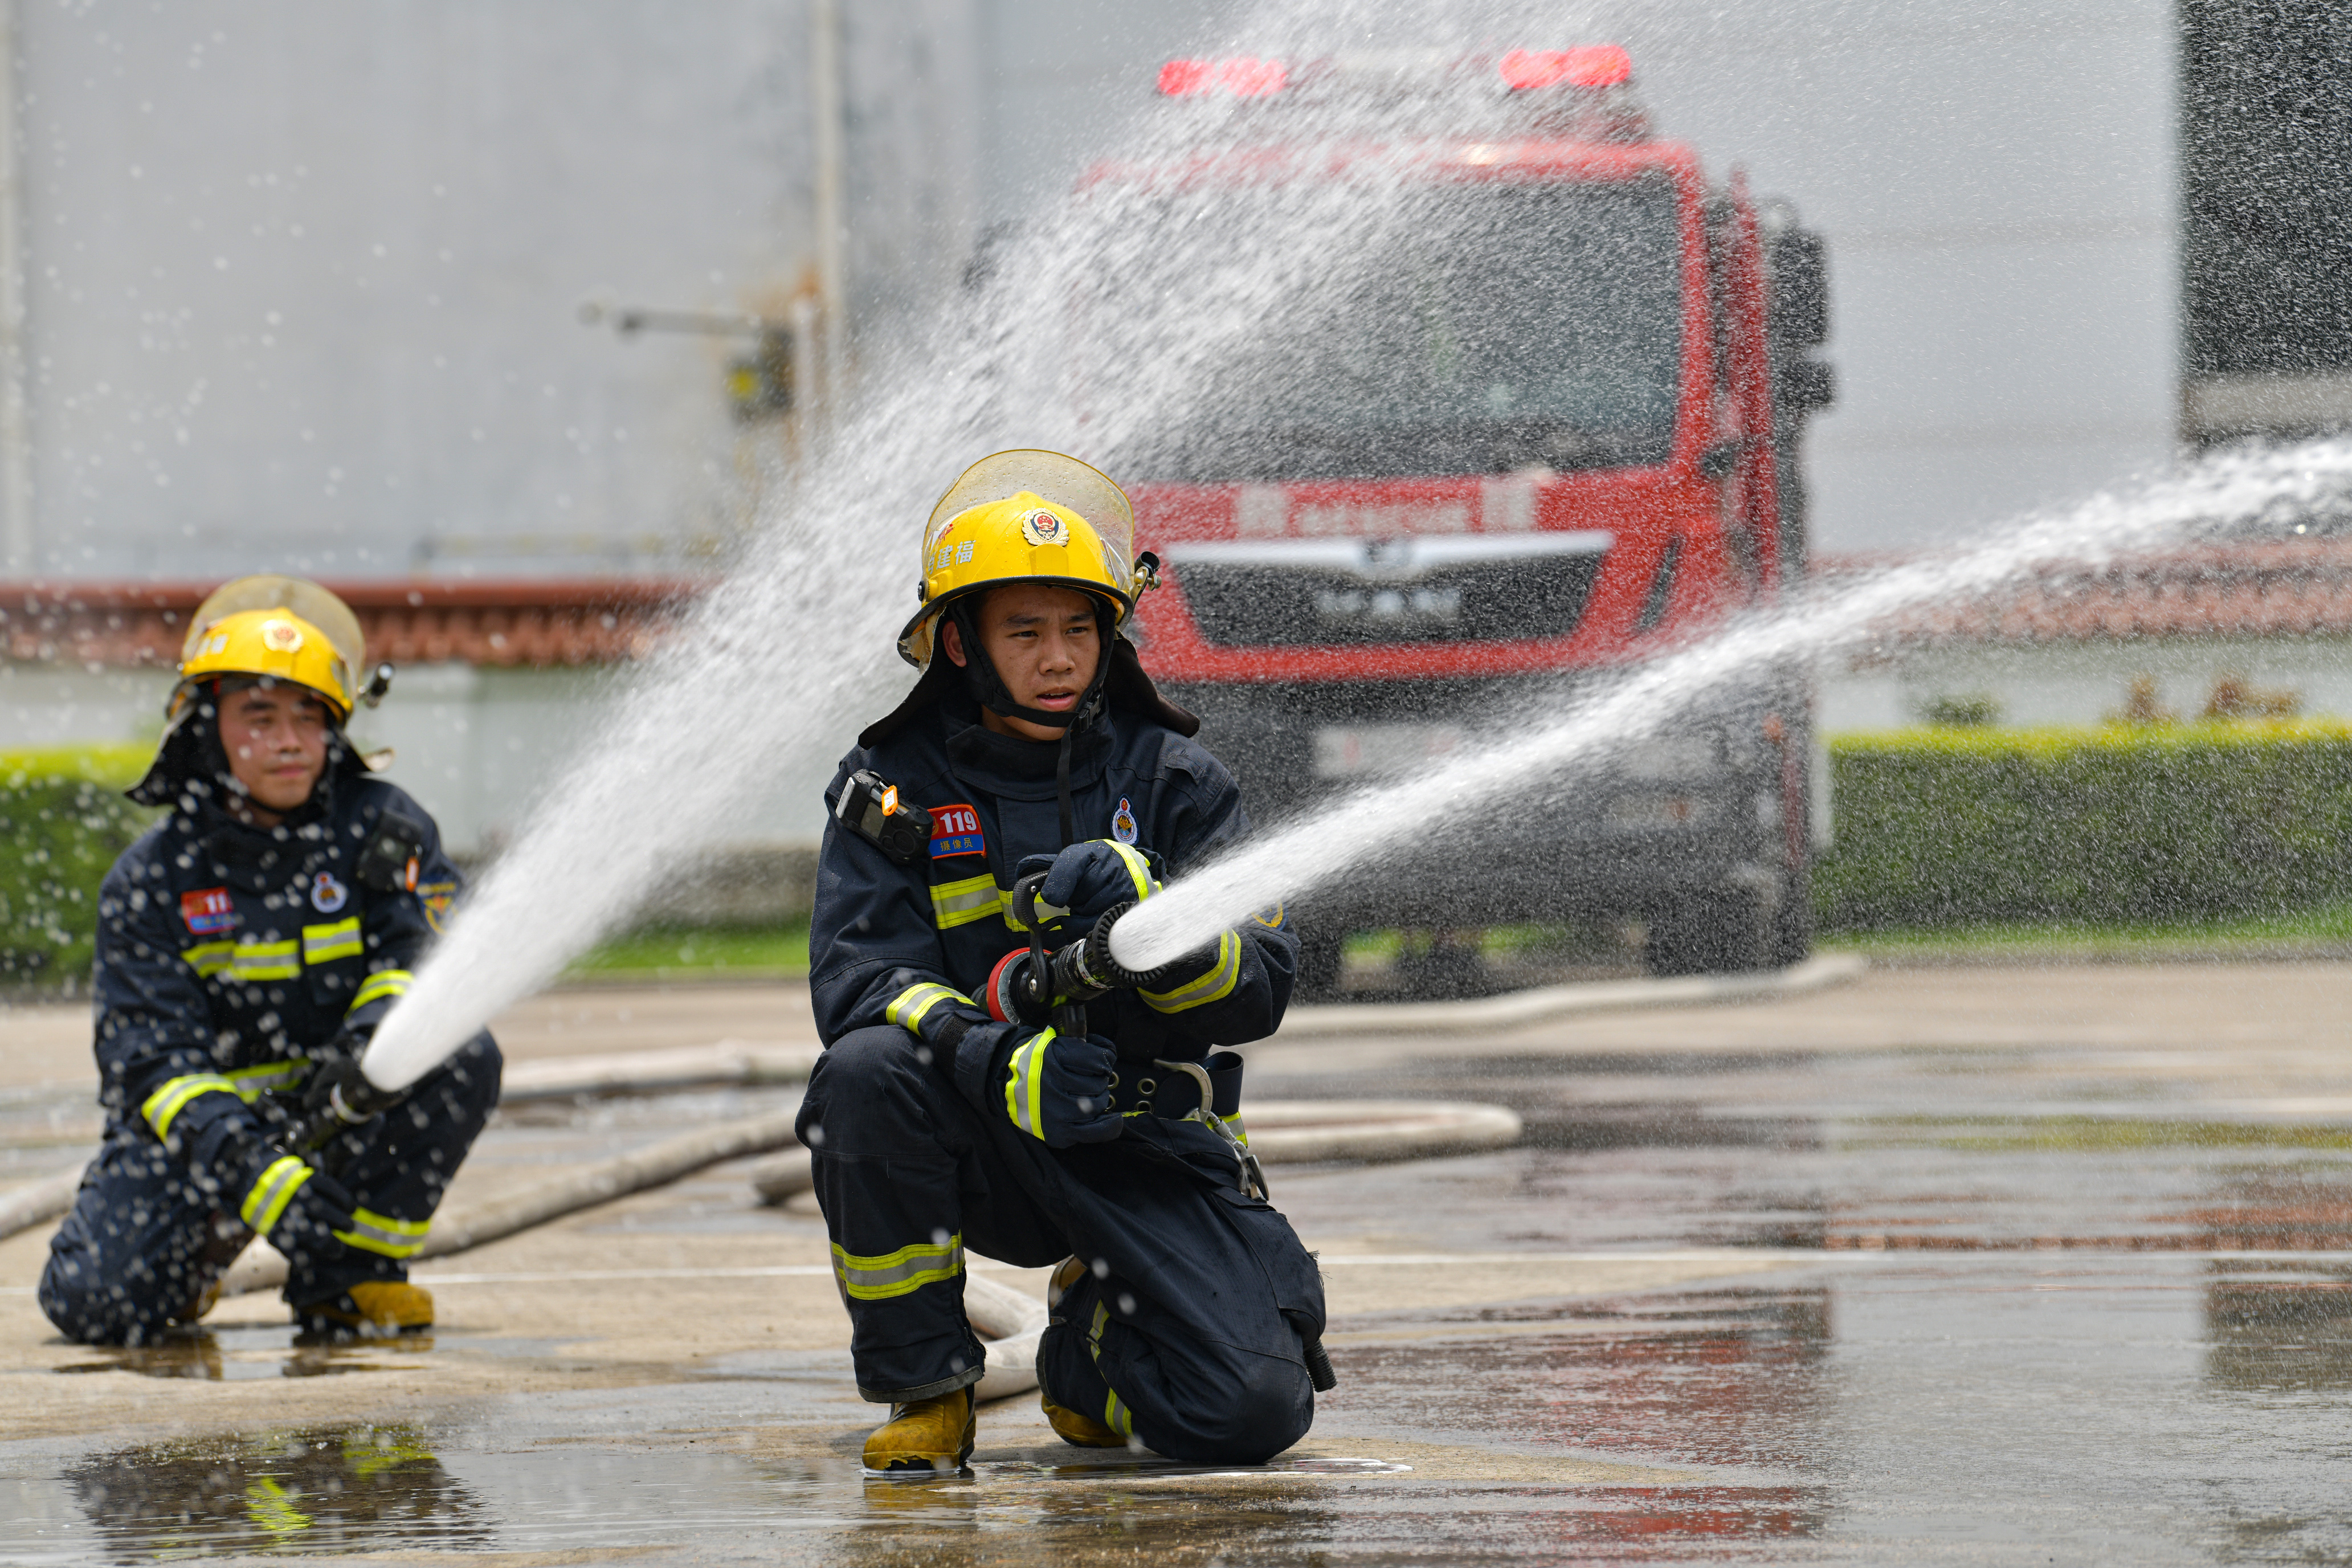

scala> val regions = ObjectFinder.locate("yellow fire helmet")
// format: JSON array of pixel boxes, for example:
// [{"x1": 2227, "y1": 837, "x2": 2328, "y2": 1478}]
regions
[
  {"x1": 897, "y1": 450, "x2": 1139, "y2": 668},
  {"x1": 129, "y1": 576, "x2": 386, "y2": 807},
  {"x1": 174, "y1": 575, "x2": 368, "y2": 722}
]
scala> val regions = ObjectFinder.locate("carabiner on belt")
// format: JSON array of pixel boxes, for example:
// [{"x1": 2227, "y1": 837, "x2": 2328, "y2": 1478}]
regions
[{"x1": 1155, "y1": 1056, "x2": 1267, "y2": 1200}]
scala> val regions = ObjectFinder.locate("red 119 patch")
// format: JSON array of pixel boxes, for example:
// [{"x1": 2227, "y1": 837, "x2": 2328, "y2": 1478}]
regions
[
  {"x1": 928, "y1": 803, "x2": 986, "y2": 859},
  {"x1": 180, "y1": 888, "x2": 239, "y2": 936}
]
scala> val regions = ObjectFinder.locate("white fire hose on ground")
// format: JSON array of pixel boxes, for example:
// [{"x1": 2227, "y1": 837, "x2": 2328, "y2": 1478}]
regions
[
  {"x1": 745, "y1": 1097, "x2": 1524, "y2": 1402},
  {"x1": 1, "y1": 1043, "x2": 1520, "y2": 1403}
]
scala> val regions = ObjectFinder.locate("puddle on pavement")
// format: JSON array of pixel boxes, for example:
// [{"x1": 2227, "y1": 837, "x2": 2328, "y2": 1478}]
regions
[
  {"x1": 55, "y1": 1426, "x2": 491, "y2": 1559},
  {"x1": 2203, "y1": 1264, "x2": 2352, "y2": 1391},
  {"x1": 25, "y1": 1044, "x2": 2352, "y2": 1562},
  {"x1": 21, "y1": 1423, "x2": 842, "y2": 1562},
  {"x1": 1330, "y1": 1287, "x2": 1832, "y2": 1472},
  {"x1": 51, "y1": 1326, "x2": 434, "y2": 1382},
  {"x1": 15, "y1": 1268, "x2": 2352, "y2": 1562},
  {"x1": 968, "y1": 1453, "x2": 1412, "y2": 1481},
  {"x1": 2, "y1": 1288, "x2": 1832, "y2": 1565}
]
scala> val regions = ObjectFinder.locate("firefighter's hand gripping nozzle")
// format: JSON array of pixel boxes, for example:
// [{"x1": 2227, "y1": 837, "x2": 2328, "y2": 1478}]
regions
[
  {"x1": 289, "y1": 1046, "x2": 409, "y2": 1158},
  {"x1": 993, "y1": 873, "x2": 1175, "y2": 1034}
]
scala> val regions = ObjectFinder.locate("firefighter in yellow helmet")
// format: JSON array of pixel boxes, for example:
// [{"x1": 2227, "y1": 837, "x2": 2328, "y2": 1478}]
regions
[
  {"x1": 40, "y1": 577, "x2": 502, "y2": 1346},
  {"x1": 797, "y1": 452, "x2": 1326, "y2": 1472}
]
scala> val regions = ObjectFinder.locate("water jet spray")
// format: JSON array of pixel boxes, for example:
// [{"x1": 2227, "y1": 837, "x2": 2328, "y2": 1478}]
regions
[
  {"x1": 1105, "y1": 439, "x2": 2352, "y2": 973},
  {"x1": 354, "y1": 15, "x2": 1464, "y2": 1092}
]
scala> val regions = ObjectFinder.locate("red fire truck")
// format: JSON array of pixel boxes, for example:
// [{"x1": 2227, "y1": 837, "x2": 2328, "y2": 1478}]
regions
[{"x1": 1097, "y1": 47, "x2": 1834, "y2": 989}]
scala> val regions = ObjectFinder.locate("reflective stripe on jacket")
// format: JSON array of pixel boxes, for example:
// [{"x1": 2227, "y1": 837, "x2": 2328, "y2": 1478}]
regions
[
  {"x1": 808, "y1": 688, "x2": 1297, "y2": 1065},
  {"x1": 89, "y1": 774, "x2": 464, "y2": 1186}
]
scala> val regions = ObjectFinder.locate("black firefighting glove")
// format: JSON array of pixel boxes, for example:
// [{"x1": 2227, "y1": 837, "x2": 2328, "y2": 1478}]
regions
[
  {"x1": 238, "y1": 1152, "x2": 358, "y2": 1267},
  {"x1": 299, "y1": 1044, "x2": 401, "y2": 1122},
  {"x1": 997, "y1": 1024, "x2": 1124, "y2": 1148},
  {"x1": 1013, "y1": 840, "x2": 1161, "y2": 928}
]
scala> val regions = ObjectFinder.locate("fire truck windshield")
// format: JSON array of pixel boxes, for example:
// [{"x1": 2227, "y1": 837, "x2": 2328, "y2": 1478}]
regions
[{"x1": 1133, "y1": 177, "x2": 1683, "y2": 483}]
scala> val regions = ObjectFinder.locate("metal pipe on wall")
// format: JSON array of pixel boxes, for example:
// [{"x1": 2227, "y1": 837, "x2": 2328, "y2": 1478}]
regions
[
  {"x1": 808, "y1": 0, "x2": 846, "y2": 429},
  {"x1": 0, "y1": 0, "x2": 31, "y2": 578}
]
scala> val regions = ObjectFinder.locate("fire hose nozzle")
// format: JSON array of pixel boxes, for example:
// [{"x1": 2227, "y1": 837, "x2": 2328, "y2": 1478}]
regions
[
  {"x1": 995, "y1": 880, "x2": 1180, "y2": 1030},
  {"x1": 291, "y1": 1056, "x2": 407, "y2": 1154},
  {"x1": 1061, "y1": 901, "x2": 1175, "y2": 994}
]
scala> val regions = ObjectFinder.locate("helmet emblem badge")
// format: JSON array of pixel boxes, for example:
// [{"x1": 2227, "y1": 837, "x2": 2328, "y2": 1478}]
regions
[
  {"x1": 1020, "y1": 508, "x2": 1067, "y2": 547},
  {"x1": 259, "y1": 619, "x2": 304, "y2": 652}
]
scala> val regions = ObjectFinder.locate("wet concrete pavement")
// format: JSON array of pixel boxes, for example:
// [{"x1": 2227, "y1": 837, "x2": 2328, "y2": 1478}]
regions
[{"x1": 5, "y1": 960, "x2": 2352, "y2": 1563}]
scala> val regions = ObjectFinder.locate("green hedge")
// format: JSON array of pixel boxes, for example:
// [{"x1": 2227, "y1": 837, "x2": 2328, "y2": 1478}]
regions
[
  {"x1": 1816, "y1": 722, "x2": 2352, "y2": 930},
  {"x1": 15, "y1": 727, "x2": 2352, "y2": 989},
  {"x1": 1, "y1": 745, "x2": 158, "y2": 988}
]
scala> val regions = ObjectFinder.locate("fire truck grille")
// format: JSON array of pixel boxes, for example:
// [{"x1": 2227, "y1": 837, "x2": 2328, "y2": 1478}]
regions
[{"x1": 1172, "y1": 539, "x2": 1608, "y2": 646}]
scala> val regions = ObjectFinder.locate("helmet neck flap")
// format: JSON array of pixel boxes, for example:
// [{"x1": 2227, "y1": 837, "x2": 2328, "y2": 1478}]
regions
[{"x1": 128, "y1": 675, "x2": 361, "y2": 818}]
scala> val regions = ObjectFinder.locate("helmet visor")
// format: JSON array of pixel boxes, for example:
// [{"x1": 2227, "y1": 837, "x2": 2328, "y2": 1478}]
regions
[
  {"x1": 184, "y1": 575, "x2": 367, "y2": 677},
  {"x1": 925, "y1": 451, "x2": 1134, "y2": 601}
]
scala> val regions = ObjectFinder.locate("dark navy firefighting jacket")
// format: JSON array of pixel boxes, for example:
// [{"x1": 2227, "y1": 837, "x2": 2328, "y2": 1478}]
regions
[
  {"x1": 809, "y1": 685, "x2": 1297, "y2": 1078},
  {"x1": 89, "y1": 769, "x2": 460, "y2": 1207}
]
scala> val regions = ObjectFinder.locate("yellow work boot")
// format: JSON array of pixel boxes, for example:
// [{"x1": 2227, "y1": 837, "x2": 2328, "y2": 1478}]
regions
[
  {"x1": 863, "y1": 1387, "x2": 975, "y2": 1472},
  {"x1": 1040, "y1": 1389, "x2": 1125, "y2": 1449},
  {"x1": 297, "y1": 1281, "x2": 434, "y2": 1339},
  {"x1": 176, "y1": 1276, "x2": 224, "y2": 1326},
  {"x1": 1047, "y1": 1254, "x2": 1089, "y2": 1310}
]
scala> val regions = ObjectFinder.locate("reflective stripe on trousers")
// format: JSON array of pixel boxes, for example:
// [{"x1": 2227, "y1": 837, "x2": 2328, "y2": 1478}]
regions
[
  {"x1": 1088, "y1": 1300, "x2": 1135, "y2": 1436},
  {"x1": 830, "y1": 1233, "x2": 965, "y2": 1301},
  {"x1": 333, "y1": 1207, "x2": 430, "y2": 1259}
]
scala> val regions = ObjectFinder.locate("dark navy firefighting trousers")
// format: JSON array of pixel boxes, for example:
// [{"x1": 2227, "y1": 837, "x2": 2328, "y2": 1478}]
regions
[
  {"x1": 39, "y1": 1033, "x2": 501, "y2": 1346},
  {"x1": 798, "y1": 1025, "x2": 1324, "y2": 1465}
]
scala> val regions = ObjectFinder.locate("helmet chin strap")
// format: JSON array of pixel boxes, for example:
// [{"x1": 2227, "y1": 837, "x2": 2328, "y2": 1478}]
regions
[{"x1": 945, "y1": 595, "x2": 1113, "y2": 847}]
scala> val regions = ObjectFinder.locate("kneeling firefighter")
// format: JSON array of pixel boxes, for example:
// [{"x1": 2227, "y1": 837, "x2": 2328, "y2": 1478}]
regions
[
  {"x1": 799, "y1": 450, "x2": 1329, "y2": 1470},
  {"x1": 40, "y1": 576, "x2": 500, "y2": 1345}
]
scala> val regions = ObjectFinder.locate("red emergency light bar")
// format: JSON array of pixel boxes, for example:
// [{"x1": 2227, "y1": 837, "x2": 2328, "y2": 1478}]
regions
[
  {"x1": 1499, "y1": 46, "x2": 1633, "y2": 92},
  {"x1": 1158, "y1": 56, "x2": 1289, "y2": 97}
]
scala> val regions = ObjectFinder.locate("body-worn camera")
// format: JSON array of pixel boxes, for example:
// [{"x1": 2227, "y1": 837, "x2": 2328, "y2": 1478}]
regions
[
  {"x1": 356, "y1": 807, "x2": 428, "y2": 892},
  {"x1": 836, "y1": 769, "x2": 932, "y2": 864}
]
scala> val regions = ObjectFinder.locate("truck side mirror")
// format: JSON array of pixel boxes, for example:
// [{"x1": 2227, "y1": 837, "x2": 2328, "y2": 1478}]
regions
[{"x1": 1765, "y1": 228, "x2": 1830, "y2": 350}]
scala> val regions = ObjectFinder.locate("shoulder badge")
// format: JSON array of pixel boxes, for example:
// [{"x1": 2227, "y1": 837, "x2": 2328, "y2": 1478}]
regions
[
  {"x1": 416, "y1": 880, "x2": 458, "y2": 934},
  {"x1": 180, "y1": 888, "x2": 238, "y2": 936},
  {"x1": 928, "y1": 802, "x2": 986, "y2": 860}
]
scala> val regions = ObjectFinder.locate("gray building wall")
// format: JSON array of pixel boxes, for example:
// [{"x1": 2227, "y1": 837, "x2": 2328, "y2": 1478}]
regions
[{"x1": 2, "y1": 1, "x2": 982, "y2": 581}]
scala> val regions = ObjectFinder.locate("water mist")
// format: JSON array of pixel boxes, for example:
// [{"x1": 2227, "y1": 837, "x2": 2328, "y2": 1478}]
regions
[
  {"x1": 360, "y1": 5, "x2": 1479, "y2": 1089},
  {"x1": 360, "y1": 0, "x2": 2320, "y2": 1087},
  {"x1": 1108, "y1": 438, "x2": 2352, "y2": 971}
]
